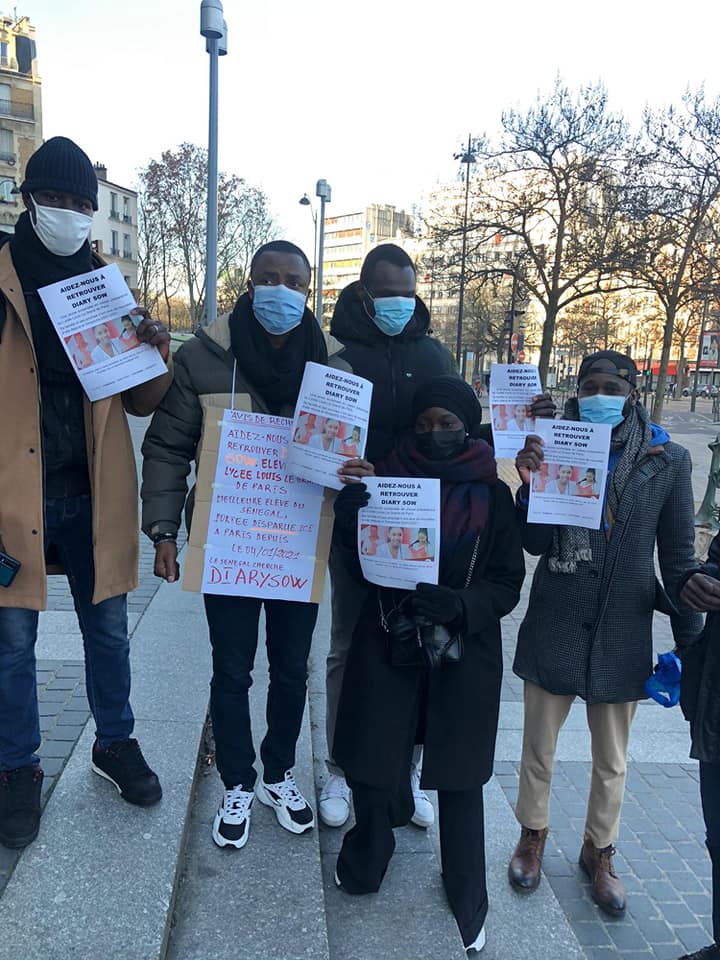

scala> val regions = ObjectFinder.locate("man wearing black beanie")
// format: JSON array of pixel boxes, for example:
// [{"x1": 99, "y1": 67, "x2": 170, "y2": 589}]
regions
[{"x1": 0, "y1": 137, "x2": 173, "y2": 849}]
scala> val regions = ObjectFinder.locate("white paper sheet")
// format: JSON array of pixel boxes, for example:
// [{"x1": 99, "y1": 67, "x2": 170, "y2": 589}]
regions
[
  {"x1": 37, "y1": 263, "x2": 167, "y2": 401},
  {"x1": 358, "y1": 477, "x2": 440, "y2": 589},
  {"x1": 489, "y1": 363, "x2": 543, "y2": 458},
  {"x1": 285, "y1": 361, "x2": 373, "y2": 490}
]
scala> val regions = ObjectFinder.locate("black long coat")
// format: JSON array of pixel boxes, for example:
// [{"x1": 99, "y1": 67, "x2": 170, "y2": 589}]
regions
[
  {"x1": 332, "y1": 481, "x2": 524, "y2": 793},
  {"x1": 680, "y1": 533, "x2": 720, "y2": 764}
]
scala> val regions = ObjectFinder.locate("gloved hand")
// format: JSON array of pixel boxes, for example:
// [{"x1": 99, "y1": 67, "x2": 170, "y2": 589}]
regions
[
  {"x1": 333, "y1": 482, "x2": 370, "y2": 531},
  {"x1": 410, "y1": 582, "x2": 463, "y2": 628}
]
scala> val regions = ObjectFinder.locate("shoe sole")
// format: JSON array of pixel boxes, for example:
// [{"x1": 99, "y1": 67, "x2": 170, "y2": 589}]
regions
[
  {"x1": 255, "y1": 781, "x2": 314, "y2": 834},
  {"x1": 318, "y1": 804, "x2": 350, "y2": 828},
  {"x1": 212, "y1": 811, "x2": 250, "y2": 850},
  {"x1": 578, "y1": 854, "x2": 626, "y2": 914},
  {"x1": 91, "y1": 763, "x2": 163, "y2": 807},
  {"x1": 411, "y1": 812, "x2": 435, "y2": 829},
  {"x1": 466, "y1": 926, "x2": 486, "y2": 953}
]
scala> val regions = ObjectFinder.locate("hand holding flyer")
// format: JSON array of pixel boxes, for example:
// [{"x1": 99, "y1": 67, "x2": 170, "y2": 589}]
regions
[
  {"x1": 528, "y1": 419, "x2": 612, "y2": 529},
  {"x1": 358, "y1": 477, "x2": 440, "y2": 590},
  {"x1": 489, "y1": 363, "x2": 543, "y2": 458},
  {"x1": 285, "y1": 362, "x2": 373, "y2": 490}
]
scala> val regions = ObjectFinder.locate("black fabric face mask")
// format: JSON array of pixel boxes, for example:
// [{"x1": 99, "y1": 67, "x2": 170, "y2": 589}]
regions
[{"x1": 414, "y1": 428, "x2": 467, "y2": 461}]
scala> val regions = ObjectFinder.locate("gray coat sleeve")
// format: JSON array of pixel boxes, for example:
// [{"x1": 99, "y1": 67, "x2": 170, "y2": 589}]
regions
[
  {"x1": 656, "y1": 447, "x2": 704, "y2": 647},
  {"x1": 140, "y1": 348, "x2": 203, "y2": 539}
]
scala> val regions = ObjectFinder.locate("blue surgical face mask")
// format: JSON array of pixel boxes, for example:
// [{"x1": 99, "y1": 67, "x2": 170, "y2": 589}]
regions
[
  {"x1": 371, "y1": 296, "x2": 415, "y2": 336},
  {"x1": 251, "y1": 284, "x2": 306, "y2": 335},
  {"x1": 578, "y1": 394, "x2": 627, "y2": 427}
]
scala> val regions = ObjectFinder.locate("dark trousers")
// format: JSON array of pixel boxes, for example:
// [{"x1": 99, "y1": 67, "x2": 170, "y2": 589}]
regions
[
  {"x1": 337, "y1": 776, "x2": 488, "y2": 948},
  {"x1": 203, "y1": 594, "x2": 318, "y2": 790},
  {"x1": 0, "y1": 495, "x2": 132, "y2": 770},
  {"x1": 700, "y1": 760, "x2": 720, "y2": 942}
]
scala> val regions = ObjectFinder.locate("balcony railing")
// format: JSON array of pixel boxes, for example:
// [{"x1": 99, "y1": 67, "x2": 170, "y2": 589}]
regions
[
  {"x1": 122, "y1": 214, "x2": 131, "y2": 223},
  {"x1": 0, "y1": 57, "x2": 18, "y2": 71},
  {"x1": 110, "y1": 247, "x2": 120, "y2": 256},
  {"x1": 0, "y1": 99, "x2": 33, "y2": 120},
  {"x1": 109, "y1": 210, "x2": 120, "y2": 220},
  {"x1": 0, "y1": 151, "x2": 15, "y2": 164}
]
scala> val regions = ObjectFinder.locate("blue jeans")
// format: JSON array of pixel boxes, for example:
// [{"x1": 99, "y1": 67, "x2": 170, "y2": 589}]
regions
[{"x1": 0, "y1": 495, "x2": 134, "y2": 770}]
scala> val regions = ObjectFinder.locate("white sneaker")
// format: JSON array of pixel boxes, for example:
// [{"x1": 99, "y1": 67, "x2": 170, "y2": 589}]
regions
[
  {"x1": 319, "y1": 773, "x2": 351, "y2": 827},
  {"x1": 256, "y1": 770, "x2": 315, "y2": 834},
  {"x1": 410, "y1": 763, "x2": 435, "y2": 828},
  {"x1": 466, "y1": 926, "x2": 486, "y2": 954},
  {"x1": 212, "y1": 784, "x2": 254, "y2": 849}
]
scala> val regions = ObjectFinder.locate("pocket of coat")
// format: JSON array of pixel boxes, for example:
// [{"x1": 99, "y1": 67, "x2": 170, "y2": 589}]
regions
[{"x1": 654, "y1": 577, "x2": 679, "y2": 616}]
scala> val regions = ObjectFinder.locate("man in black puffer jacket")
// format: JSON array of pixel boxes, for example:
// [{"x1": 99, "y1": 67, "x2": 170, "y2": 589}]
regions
[{"x1": 319, "y1": 244, "x2": 456, "y2": 830}]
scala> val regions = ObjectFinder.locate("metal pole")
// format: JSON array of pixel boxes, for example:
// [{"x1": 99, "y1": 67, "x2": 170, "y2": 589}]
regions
[
  {"x1": 507, "y1": 271, "x2": 518, "y2": 364},
  {"x1": 312, "y1": 211, "x2": 318, "y2": 306},
  {"x1": 455, "y1": 135, "x2": 472, "y2": 367},
  {"x1": 316, "y1": 196, "x2": 326, "y2": 323},
  {"x1": 205, "y1": 36, "x2": 219, "y2": 326},
  {"x1": 691, "y1": 294, "x2": 709, "y2": 413}
]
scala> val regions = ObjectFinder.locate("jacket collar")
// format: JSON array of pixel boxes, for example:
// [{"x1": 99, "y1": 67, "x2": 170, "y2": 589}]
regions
[{"x1": 329, "y1": 280, "x2": 432, "y2": 346}]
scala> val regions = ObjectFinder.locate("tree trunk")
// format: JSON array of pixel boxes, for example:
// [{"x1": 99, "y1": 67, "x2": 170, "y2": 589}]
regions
[
  {"x1": 652, "y1": 307, "x2": 676, "y2": 423},
  {"x1": 538, "y1": 301, "x2": 558, "y2": 384}
]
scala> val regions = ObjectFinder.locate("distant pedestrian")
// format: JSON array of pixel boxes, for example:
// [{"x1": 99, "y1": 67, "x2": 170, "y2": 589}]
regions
[
  {"x1": 678, "y1": 539, "x2": 720, "y2": 960},
  {"x1": 508, "y1": 350, "x2": 702, "y2": 915}
]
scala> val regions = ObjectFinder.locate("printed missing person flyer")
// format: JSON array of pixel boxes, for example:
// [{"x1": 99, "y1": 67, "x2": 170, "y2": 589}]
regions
[
  {"x1": 37, "y1": 263, "x2": 167, "y2": 401},
  {"x1": 489, "y1": 363, "x2": 543, "y2": 458},
  {"x1": 358, "y1": 476, "x2": 440, "y2": 590},
  {"x1": 285, "y1": 361, "x2": 373, "y2": 490},
  {"x1": 528, "y1": 419, "x2": 612, "y2": 529}
]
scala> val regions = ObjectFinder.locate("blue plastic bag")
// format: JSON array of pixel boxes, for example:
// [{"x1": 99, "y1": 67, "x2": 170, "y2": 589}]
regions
[{"x1": 644, "y1": 651, "x2": 682, "y2": 708}]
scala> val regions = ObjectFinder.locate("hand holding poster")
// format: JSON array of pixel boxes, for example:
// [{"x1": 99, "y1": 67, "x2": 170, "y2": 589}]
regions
[
  {"x1": 528, "y1": 419, "x2": 612, "y2": 529},
  {"x1": 489, "y1": 363, "x2": 543, "y2": 458},
  {"x1": 285, "y1": 362, "x2": 373, "y2": 490},
  {"x1": 182, "y1": 409, "x2": 333, "y2": 603},
  {"x1": 358, "y1": 476, "x2": 440, "y2": 590},
  {"x1": 37, "y1": 262, "x2": 168, "y2": 401}
]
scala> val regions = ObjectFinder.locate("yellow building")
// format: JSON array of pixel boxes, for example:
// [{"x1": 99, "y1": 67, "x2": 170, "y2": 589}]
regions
[{"x1": 0, "y1": 13, "x2": 42, "y2": 232}]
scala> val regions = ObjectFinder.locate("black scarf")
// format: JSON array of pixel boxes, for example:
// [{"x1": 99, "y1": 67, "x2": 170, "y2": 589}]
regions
[{"x1": 228, "y1": 292, "x2": 328, "y2": 414}]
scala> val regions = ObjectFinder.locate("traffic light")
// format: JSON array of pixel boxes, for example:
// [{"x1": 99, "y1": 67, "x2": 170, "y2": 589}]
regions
[{"x1": 644, "y1": 368, "x2": 652, "y2": 378}]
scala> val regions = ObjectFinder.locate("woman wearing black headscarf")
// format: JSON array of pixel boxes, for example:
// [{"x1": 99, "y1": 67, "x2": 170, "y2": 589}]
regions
[{"x1": 331, "y1": 376, "x2": 525, "y2": 955}]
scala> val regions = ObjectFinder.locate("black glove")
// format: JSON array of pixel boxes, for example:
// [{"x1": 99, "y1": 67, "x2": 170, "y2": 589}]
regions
[
  {"x1": 333, "y1": 482, "x2": 370, "y2": 531},
  {"x1": 409, "y1": 582, "x2": 463, "y2": 628}
]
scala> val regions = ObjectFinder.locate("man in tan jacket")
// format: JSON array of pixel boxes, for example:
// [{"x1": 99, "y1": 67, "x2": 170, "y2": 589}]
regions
[{"x1": 0, "y1": 137, "x2": 172, "y2": 850}]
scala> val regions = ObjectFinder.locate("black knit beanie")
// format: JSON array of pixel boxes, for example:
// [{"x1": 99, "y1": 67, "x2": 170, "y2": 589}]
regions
[
  {"x1": 411, "y1": 375, "x2": 482, "y2": 432},
  {"x1": 20, "y1": 136, "x2": 98, "y2": 210}
]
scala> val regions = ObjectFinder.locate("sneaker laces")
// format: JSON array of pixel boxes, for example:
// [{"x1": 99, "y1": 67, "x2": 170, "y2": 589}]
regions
[
  {"x1": 320, "y1": 774, "x2": 349, "y2": 801},
  {"x1": 222, "y1": 785, "x2": 253, "y2": 823},
  {"x1": 266, "y1": 771, "x2": 308, "y2": 811},
  {"x1": 410, "y1": 764, "x2": 429, "y2": 802},
  {"x1": 598, "y1": 844, "x2": 619, "y2": 878}
]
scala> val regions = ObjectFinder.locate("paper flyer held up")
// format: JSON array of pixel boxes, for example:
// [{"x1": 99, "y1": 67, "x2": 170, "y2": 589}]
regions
[
  {"x1": 186, "y1": 409, "x2": 328, "y2": 603},
  {"x1": 285, "y1": 361, "x2": 373, "y2": 490},
  {"x1": 37, "y1": 262, "x2": 167, "y2": 401},
  {"x1": 489, "y1": 363, "x2": 543, "y2": 458},
  {"x1": 358, "y1": 476, "x2": 440, "y2": 590},
  {"x1": 528, "y1": 418, "x2": 612, "y2": 529}
]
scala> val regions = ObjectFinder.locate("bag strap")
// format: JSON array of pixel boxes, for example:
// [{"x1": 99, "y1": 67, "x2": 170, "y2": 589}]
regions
[{"x1": 464, "y1": 535, "x2": 481, "y2": 589}]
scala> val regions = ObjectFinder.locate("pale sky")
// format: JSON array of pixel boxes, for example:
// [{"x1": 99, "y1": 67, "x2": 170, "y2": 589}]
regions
[{"x1": 23, "y1": 0, "x2": 720, "y2": 257}]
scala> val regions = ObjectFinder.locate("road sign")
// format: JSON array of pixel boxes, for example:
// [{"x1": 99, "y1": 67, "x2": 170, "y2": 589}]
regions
[
  {"x1": 510, "y1": 333, "x2": 519, "y2": 353},
  {"x1": 517, "y1": 350, "x2": 526, "y2": 362}
]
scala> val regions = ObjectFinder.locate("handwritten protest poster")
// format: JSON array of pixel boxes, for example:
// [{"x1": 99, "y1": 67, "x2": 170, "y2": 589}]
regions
[
  {"x1": 183, "y1": 408, "x2": 335, "y2": 603},
  {"x1": 489, "y1": 363, "x2": 543, "y2": 458},
  {"x1": 358, "y1": 477, "x2": 440, "y2": 590},
  {"x1": 38, "y1": 262, "x2": 167, "y2": 401},
  {"x1": 528, "y1": 419, "x2": 611, "y2": 529},
  {"x1": 285, "y1": 361, "x2": 373, "y2": 490}
]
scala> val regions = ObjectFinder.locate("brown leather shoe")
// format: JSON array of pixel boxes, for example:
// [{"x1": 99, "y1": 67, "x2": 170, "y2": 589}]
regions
[
  {"x1": 579, "y1": 837, "x2": 626, "y2": 915},
  {"x1": 508, "y1": 826, "x2": 548, "y2": 892}
]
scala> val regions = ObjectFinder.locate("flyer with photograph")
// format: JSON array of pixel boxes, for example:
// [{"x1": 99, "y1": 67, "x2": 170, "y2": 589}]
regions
[
  {"x1": 358, "y1": 476, "x2": 440, "y2": 590},
  {"x1": 489, "y1": 363, "x2": 543, "y2": 458},
  {"x1": 182, "y1": 409, "x2": 333, "y2": 603},
  {"x1": 286, "y1": 361, "x2": 373, "y2": 490},
  {"x1": 37, "y1": 262, "x2": 167, "y2": 401},
  {"x1": 528, "y1": 418, "x2": 612, "y2": 529}
]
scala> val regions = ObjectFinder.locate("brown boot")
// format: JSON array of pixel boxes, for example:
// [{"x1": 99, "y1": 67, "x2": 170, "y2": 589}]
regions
[
  {"x1": 579, "y1": 837, "x2": 626, "y2": 915},
  {"x1": 508, "y1": 826, "x2": 548, "y2": 892}
]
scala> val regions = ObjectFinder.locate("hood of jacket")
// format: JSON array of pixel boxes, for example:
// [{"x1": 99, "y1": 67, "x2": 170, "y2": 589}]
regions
[{"x1": 329, "y1": 280, "x2": 432, "y2": 346}]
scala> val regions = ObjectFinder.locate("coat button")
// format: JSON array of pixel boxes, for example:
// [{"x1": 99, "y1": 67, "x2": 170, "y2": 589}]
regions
[
  {"x1": 30, "y1": 368, "x2": 34, "y2": 374},
  {"x1": 31, "y1": 529, "x2": 38, "y2": 535},
  {"x1": 29, "y1": 448, "x2": 35, "y2": 454}
]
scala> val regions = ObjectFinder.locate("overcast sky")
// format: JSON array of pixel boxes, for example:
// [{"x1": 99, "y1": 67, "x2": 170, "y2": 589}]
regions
[{"x1": 24, "y1": 0, "x2": 720, "y2": 256}]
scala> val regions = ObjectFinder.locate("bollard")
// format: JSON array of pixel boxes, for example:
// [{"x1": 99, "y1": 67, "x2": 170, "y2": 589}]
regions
[
  {"x1": 713, "y1": 395, "x2": 720, "y2": 423},
  {"x1": 695, "y1": 434, "x2": 720, "y2": 529}
]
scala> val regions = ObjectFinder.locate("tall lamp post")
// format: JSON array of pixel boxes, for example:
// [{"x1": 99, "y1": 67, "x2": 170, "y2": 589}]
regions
[
  {"x1": 298, "y1": 193, "x2": 318, "y2": 300},
  {"x1": 315, "y1": 179, "x2": 331, "y2": 323},
  {"x1": 453, "y1": 134, "x2": 476, "y2": 367},
  {"x1": 200, "y1": 0, "x2": 227, "y2": 327}
]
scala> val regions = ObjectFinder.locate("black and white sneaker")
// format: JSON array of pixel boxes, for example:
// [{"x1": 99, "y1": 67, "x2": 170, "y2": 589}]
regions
[
  {"x1": 255, "y1": 770, "x2": 314, "y2": 834},
  {"x1": 212, "y1": 785, "x2": 254, "y2": 849},
  {"x1": 92, "y1": 738, "x2": 162, "y2": 806}
]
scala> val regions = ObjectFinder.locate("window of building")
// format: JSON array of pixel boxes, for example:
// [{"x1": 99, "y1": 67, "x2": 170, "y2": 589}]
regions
[
  {"x1": 122, "y1": 196, "x2": 130, "y2": 222},
  {"x1": 0, "y1": 42, "x2": 7, "y2": 65},
  {"x1": 123, "y1": 233, "x2": 131, "y2": 259},
  {"x1": 110, "y1": 192, "x2": 119, "y2": 218},
  {"x1": 0, "y1": 126, "x2": 13, "y2": 162},
  {"x1": 111, "y1": 230, "x2": 119, "y2": 255}
]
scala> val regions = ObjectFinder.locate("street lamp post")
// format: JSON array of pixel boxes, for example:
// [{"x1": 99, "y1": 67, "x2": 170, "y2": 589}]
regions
[
  {"x1": 453, "y1": 134, "x2": 476, "y2": 368},
  {"x1": 299, "y1": 193, "x2": 318, "y2": 301},
  {"x1": 200, "y1": 0, "x2": 227, "y2": 327},
  {"x1": 315, "y1": 179, "x2": 331, "y2": 323},
  {"x1": 691, "y1": 292, "x2": 710, "y2": 413}
]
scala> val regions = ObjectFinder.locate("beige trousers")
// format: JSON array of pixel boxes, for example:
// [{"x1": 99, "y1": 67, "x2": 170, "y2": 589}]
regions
[{"x1": 515, "y1": 681, "x2": 638, "y2": 848}]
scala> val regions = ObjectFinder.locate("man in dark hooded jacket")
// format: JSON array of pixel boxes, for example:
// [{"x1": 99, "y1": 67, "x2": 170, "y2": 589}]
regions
[{"x1": 319, "y1": 243, "x2": 456, "y2": 829}]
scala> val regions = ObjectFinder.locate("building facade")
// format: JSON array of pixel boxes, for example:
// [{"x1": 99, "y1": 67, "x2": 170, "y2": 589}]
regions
[
  {"x1": 91, "y1": 164, "x2": 138, "y2": 289},
  {"x1": 0, "y1": 13, "x2": 42, "y2": 232}
]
